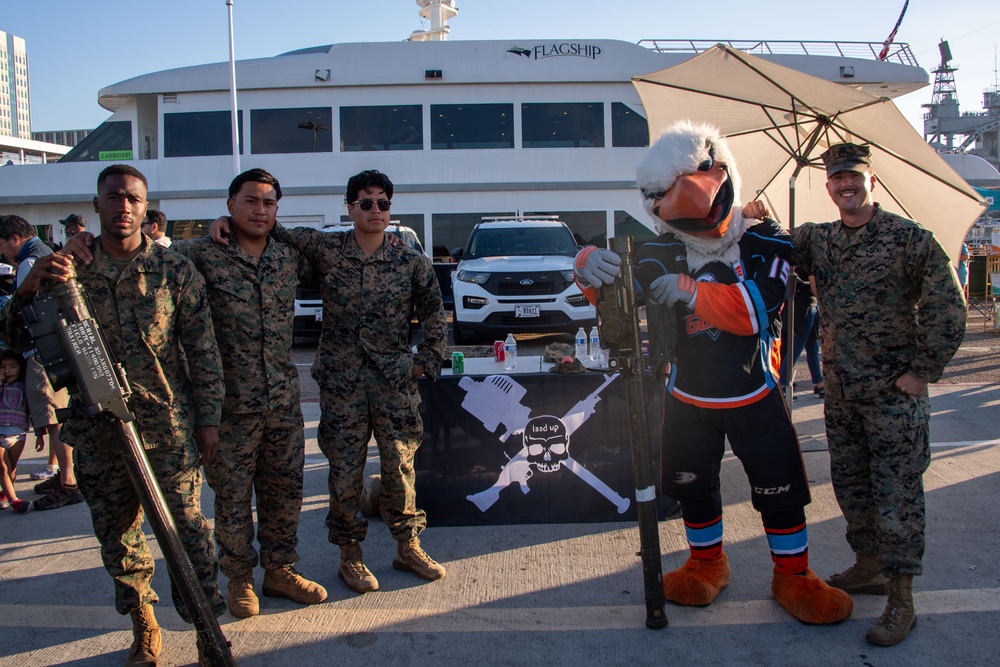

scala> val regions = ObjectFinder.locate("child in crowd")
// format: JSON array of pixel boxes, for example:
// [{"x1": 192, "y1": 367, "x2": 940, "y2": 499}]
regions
[{"x1": 0, "y1": 350, "x2": 32, "y2": 513}]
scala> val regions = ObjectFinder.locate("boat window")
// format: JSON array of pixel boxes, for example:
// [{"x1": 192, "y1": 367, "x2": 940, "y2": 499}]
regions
[
  {"x1": 167, "y1": 219, "x2": 214, "y2": 240},
  {"x1": 251, "y1": 107, "x2": 332, "y2": 154},
  {"x1": 433, "y1": 212, "x2": 508, "y2": 255},
  {"x1": 551, "y1": 210, "x2": 607, "y2": 247},
  {"x1": 521, "y1": 103, "x2": 604, "y2": 148},
  {"x1": 340, "y1": 105, "x2": 422, "y2": 151},
  {"x1": 587, "y1": 211, "x2": 657, "y2": 248},
  {"x1": 612, "y1": 103, "x2": 649, "y2": 148},
  {"x1": 58, "y1": 121, "x2": 132, "y2": 162},
  {"x1": 164, "y1": 111, "x2": 243, "y2": 158},
  {"x1": 431, "y1": 104, "x2": 513, "y2": 150}
]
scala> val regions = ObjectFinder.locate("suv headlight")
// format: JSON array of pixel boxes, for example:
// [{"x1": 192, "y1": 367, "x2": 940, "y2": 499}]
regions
[
  {"x1": 456, "y1": 269, "x2": 491, "y2": 285},
  {"x1": 561, "y1": 270, "x2": 575, "y2": 282}
]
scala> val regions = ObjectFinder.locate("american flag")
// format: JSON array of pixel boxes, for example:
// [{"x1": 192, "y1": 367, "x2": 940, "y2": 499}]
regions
[{"x1": 878, "y1": 0, "x2": 910, "y2": 60}]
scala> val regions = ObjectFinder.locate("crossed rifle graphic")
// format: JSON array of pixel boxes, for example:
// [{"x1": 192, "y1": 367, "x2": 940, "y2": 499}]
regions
[{"x1": 460, "y1": 373, "x2": 631, "y2": 514}]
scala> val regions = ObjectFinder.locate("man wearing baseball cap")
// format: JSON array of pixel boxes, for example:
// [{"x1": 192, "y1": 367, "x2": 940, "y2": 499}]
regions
[
  {"x1": 791, "y1": 142, "x2": 966, "y2": 646},
  {"x1": 59, "y1": 214, "x2": 87, "y2": 239}
]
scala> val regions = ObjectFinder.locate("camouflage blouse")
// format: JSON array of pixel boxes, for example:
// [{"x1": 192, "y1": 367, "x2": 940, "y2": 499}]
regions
[
  {"x1": 792, "y1": 204, "x2": 966, "y2": 400},
  {"x1": 273, "y1": 225, "x2": 447, "y2": 388},
  {"x1": 173, "y1": 235, "x2": 313, "y2": 414},
  {"x1": 2, "y1": 237, "x2": 224, "y2": 449}
]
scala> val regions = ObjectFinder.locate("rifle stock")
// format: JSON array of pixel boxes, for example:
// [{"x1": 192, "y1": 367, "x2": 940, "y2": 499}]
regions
[{"x1": 466, "y1": 449, "x2": 533, "y2": 511}]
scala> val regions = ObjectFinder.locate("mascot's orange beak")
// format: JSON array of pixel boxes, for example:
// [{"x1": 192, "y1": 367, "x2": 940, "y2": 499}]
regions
[{"x1": 652, "y1": 163, "x2": 734, "y2": 238}]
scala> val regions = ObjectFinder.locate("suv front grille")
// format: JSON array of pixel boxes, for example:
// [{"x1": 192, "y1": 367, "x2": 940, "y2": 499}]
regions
[{"x1": 484, "y1": 271, "x2": 572, "y2": 297}]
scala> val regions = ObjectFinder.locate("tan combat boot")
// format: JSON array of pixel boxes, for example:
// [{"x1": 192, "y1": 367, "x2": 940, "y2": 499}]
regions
[
  {"x1": 866, "y1": 575, "x2": 917, "y2": 646},
  {"x1": 226, "y1": 572, "x2": 259, "y2": 618},
  {"x1": 263, "y1": 565, "x2": 328, "y2": 605},
  {"x1": 338, "y1": 541, "x2": 379, "y2": 593},
  {"x1": 825, "y1": 553, "x2": 889, "y2": 594},
  {"x1": 393, "y1": 536, "x2": 447, "y2": 581},
  {"x1": 125, "y1": 603, "x2": 162, "y2": 667}
]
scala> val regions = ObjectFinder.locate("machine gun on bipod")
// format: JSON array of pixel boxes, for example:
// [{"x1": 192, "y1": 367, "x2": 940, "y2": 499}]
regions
[
  {"x1": 21, "y1": 279, "x2": 237, "y2": 667},
  {"x1": 597, "y1": 236, "x2": 668, "y2": 630}
]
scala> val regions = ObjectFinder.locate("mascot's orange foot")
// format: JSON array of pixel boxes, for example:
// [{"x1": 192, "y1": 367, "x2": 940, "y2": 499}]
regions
[
  {"x1": 662, "y1": 553, "x2": 730, "y2": 606},
  {"x1": 772, "y1": 568, "x2": 854, "y2": 624}
]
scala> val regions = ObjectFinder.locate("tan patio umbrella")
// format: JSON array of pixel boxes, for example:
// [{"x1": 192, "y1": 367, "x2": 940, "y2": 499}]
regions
[
  {"x1": 632, "y1": 44, "x2": 986, "y2": 408},
  {"x1": 632, "y1": 44, "x2": 987, "y2": 265}
]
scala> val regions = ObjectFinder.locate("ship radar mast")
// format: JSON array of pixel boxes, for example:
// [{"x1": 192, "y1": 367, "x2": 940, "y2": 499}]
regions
[
  {"x1": 922, "y1": 39, "x2": 1000, "y2": 172},
  {"x1": 922, "y1": 40, "x2": 960, "y2": 149},
  {"x1": 408, "y1": 0, "x2": 458, "y2": 42}
]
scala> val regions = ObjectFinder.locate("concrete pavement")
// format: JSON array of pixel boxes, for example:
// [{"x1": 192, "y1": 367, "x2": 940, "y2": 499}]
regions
[{"x1": 2, "y1": 317, "x2": 999, "y2": 666}]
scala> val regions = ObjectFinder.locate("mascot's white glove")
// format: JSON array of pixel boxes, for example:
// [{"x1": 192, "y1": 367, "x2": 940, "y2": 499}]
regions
[
  {"x1": 574, "y1": 248, "x2": 622, "y2": 288},
  {"x1": 649, "y1": 273, "x2": 698, "y2": 308}
]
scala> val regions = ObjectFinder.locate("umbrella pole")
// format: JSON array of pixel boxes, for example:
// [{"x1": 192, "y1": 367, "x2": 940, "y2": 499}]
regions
[{"x1": 783, "y1": 175, "x2": 796, "y2": 414}]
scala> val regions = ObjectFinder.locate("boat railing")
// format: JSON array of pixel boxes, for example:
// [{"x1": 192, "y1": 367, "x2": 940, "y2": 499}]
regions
[{"x1": 638, "y1": 39, "x2": 919, "y2": 68}]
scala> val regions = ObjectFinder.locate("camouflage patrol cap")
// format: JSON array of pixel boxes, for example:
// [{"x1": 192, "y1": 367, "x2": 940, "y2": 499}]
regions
[{"x1": 820, "y1": 143, "x2": 872, "y2": 176}]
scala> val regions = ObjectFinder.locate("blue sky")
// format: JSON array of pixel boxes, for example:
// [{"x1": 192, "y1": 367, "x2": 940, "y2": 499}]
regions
[{"x1": 4, "y1": 1, "x2": 999, "y2": 134}]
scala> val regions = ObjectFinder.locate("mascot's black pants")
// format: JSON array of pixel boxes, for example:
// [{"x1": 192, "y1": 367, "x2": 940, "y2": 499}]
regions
[{"x1": 660, "y1": 390, "x2": 811, "y2": 524}]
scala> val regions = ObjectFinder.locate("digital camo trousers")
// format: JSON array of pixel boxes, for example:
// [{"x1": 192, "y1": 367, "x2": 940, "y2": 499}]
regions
[
  {"x1": 203, "y1": 408, "x2": 306, "y2": 577},
  {"x1": 825, "y1": 390, "x2": 931, "y2": 577},
  {"x1": 74, "y1": 429, "x2": 225, "y2": 621},
  {"x1": 317, "y1": 360, "x2": 427, "y2": 545}
]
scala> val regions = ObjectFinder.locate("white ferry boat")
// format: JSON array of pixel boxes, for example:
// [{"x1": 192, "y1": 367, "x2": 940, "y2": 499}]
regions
[{"x1": 0, "y1": 4, "x2": 928, "y2": 253}]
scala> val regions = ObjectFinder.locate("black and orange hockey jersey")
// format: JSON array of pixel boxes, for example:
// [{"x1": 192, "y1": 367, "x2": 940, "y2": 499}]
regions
[{"x1": 635, "y1": 220, "x2": 792, "y2": 408}]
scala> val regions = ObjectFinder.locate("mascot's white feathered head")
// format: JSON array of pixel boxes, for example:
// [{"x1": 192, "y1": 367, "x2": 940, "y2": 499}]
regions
[{"x1": 637, "y1": 120, "x2": 743, "y2": 239}]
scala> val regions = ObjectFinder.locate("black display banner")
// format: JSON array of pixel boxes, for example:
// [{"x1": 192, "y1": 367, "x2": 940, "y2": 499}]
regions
[{"x1": 417, "y1": 371, "x2": 667, "y2": 526}]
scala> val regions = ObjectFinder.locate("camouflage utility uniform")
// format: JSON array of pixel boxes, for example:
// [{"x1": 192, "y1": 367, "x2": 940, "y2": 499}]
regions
[
  {"x1": 792, "y1": 204, "x2": 966, "y2": 576},
  {"x1": 274, "y1": 226, "x2": 446, "y2": 546},
  {"x1": 1, "y1": 237, "x2": 226, "y2": 620},
  {"x1": 173, "y1": 235, "x2": 313, "y2": 578}
]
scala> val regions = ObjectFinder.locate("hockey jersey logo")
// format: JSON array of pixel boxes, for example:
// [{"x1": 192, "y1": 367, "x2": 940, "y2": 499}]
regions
[{"x1": 685, "y1": 274, "x2": 722, "y2": 341}]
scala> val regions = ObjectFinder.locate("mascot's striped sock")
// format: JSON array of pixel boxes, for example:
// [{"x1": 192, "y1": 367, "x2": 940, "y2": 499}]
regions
[
  {"x1": 762, "y1": 509, "x2": 808, "y2": 574},
  {"x1": 683, "y1": 515, "x2": 723, "y2": 560}
]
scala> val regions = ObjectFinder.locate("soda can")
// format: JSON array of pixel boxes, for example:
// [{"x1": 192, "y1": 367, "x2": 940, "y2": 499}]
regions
[
  {"x1": 452, "y1": 351, "x2": 464, "y2": 374},
  {"x1": 493, "y1": 340, "x2": 505, "y2": 362}
]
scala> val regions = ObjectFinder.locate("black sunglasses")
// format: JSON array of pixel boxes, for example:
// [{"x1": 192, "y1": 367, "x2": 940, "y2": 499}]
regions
[{"x1": 351, "y1": 198, "x2": 391, "y2": 212}]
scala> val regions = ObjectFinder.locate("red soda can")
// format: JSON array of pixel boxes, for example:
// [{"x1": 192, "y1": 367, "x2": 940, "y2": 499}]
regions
[{"x1": 494, "y1": 340, "x2": 505, "y2": 362}]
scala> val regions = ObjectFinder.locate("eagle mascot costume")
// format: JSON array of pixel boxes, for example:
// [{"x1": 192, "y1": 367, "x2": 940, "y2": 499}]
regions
[{"x1": 575, "y1": 121, "x2": 852, "y2": 624}]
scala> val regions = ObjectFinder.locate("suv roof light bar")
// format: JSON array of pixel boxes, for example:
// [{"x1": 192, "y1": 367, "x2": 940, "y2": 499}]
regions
[{"x1": 479, "y1": 215, "x2": 561, "y2": 223}]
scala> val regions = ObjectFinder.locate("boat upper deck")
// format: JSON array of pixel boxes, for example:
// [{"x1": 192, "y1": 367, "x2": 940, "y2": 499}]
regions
[{"x1": 96, "y1": 37, "x2": 927, "y2": 112}]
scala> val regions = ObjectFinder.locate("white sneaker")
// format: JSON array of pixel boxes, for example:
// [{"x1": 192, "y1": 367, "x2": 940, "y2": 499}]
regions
[{"x1": 30, "y1": 467, "x2": 58, "y2": 481}]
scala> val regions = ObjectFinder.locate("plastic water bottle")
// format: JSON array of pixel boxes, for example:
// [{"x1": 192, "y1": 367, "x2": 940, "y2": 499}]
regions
[
  {"x1": 589, "y1": 326, "x2": 600, "y2": 361},
  {"x1": 575, "y1": 327, "x2": 587, "y2": 360},
  {"x1": 504, "y1": 333, "x2": 517, "y2": 371}
]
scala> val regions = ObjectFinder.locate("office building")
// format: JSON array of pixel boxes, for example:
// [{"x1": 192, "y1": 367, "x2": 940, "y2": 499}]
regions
[{"x1": 0, "y1": 30, "x2": 30, "y2": 139}]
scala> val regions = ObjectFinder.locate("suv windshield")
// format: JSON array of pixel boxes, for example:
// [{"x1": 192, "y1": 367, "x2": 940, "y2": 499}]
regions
[{"x1": 466, "y1": 226, "x2": 577, "y2": 260}]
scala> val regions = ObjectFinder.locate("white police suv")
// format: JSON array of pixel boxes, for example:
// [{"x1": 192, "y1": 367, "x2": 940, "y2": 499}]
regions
[{"x1": 451, "y1": 216, "x2": 596, "y2": 344}]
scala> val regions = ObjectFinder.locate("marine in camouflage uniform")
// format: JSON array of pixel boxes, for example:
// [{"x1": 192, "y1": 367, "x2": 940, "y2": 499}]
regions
[
  {"x1": 1, "y1": 215, "x2": 226, "y2": 625},
  {"x1": 792, "y1": 143, "x2": 966, "y2": 646},
  {"x1": 173, "y1": 168, "x2": 326, "y2": 617},
  {"x1": 172, "y1": 234, "x2": 311, "y2": 578},
  {"x1": 271, "y1": 169, "x2": 447, "y2": 591}
]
